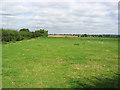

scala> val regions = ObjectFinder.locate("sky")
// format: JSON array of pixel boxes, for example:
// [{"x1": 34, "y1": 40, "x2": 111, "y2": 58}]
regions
[{"x1": 0, "y1": 0, "x2": 118, "y2": 34}]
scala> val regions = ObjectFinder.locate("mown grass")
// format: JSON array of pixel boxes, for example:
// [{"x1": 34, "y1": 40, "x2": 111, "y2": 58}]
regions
[{"x1": 2, "y1": 37, "x2": 119, "y2": 88}]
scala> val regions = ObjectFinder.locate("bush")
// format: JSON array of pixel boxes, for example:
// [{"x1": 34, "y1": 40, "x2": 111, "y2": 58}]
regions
[
  {"x1": 81, "y1": 34, "x2": 88, "y2": 37},
  {"x1": 2, "y1": 28, "x2": 48, "y2": 42},
  {"x1": 2, "y1": 29, "x2": 21, "y2": 42}
]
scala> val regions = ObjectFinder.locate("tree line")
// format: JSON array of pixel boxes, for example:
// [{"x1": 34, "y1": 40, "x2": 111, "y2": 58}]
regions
[
  {"x1": 78, "y1": 34, "x2": 118, "y2": 37},
  {"x1": 1, "y1": 28, "x2": 48, "y2": 42},
  {"x1": 50, "y1": 34, "x2": 118, "y2": 37}
]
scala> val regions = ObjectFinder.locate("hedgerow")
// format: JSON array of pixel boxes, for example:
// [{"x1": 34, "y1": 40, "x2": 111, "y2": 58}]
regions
[{"x1": 1, "y1": 28, "x2": 48, "y2": 42}]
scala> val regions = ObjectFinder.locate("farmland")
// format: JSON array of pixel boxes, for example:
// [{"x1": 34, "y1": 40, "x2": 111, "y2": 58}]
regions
[
  {"x1": 48, "y1": 35, "x2": 78, "y2": 37},
  {"x1": 2, "y1": 37, "x2": 119, "y2": 88}
]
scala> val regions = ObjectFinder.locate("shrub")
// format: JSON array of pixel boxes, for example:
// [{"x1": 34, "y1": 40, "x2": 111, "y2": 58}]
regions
[
  {"x1": 2, "y1": 28, "x2": 48, "y2": 42},
  {"x1": 81, "y1": 34, "x2": 88, "y2": 37}
]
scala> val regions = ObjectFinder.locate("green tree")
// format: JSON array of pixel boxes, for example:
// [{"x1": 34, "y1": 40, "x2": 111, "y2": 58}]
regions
[
  {"x1": 20, "y1": 28, "x2": 29, "y2": 32},
  {"x1": 81, "y1": 34, "x2": 88, "y2": 37}
]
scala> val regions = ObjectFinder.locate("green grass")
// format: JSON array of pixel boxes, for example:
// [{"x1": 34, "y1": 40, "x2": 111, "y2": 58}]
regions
[{"x1": 2, "y1": 37, "x2": 119, "y2": 88}]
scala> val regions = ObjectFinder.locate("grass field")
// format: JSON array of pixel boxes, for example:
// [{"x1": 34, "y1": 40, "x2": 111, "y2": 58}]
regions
[{"x1": 2, "y1": 37, "x2": 119, "y2": 88}]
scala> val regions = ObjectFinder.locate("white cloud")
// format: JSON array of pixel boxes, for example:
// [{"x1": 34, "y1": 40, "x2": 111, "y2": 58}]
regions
[
  {"x1": 1, "y1": 0, "x2": 119, "y2": 2},
  {"x1": 0, "y1": 0, "x2": 118, "y2": 34}
]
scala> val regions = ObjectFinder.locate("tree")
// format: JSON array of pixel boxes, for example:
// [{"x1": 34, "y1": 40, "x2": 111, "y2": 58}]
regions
[
  {"x1": 19, "y1": 28, "x2": 29, "y2": 32},
  {"x1": 84, "y1": 34, "x2": 88, "y2": 37},
  {"x1": 98, "y1": 35, "x2": 103, "y2": 37},
  {"x1": 81, "y1": 34, "x2": 88, "y2": 37}
]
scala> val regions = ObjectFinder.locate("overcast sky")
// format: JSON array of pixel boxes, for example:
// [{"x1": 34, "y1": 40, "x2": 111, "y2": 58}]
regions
[{"x1": 0, "y1": 0, "x2": 118, "y2": 34}]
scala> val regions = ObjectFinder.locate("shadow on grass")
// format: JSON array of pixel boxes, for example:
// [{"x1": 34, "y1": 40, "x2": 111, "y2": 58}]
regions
[{"x1": 68, "y1": 75, "x2": 119, "y2": 88}]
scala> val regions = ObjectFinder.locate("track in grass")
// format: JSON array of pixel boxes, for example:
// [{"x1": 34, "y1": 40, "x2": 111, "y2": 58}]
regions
[{"x1": 2, "y1": 37, "x2": 118, "y2": 88}]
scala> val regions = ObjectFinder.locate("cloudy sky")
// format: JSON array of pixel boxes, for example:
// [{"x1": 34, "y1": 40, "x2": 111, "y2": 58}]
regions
[{"x1": 0, "y1": 0, "x2": 118, "y2": 34}]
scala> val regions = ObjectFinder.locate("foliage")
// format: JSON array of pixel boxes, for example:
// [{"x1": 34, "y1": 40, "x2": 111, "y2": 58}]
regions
[
  {"x1": 2, "y1": 29, "x2": 21, "y2": 42},
  {"x1": 2, "y1": 28, "x2": 48, "y2": 42},
  {"x1": 19, "y1": 28, "x2": 29, "y2": 32},
  {"x1": 81, "y1": 34, "x2": 88, "y2": 37}
]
